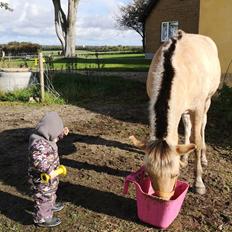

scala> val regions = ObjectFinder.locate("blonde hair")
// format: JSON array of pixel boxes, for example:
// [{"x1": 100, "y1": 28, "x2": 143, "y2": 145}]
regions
[{"x1": 144, "y1": 140, "x2": 179, "y2": 177}]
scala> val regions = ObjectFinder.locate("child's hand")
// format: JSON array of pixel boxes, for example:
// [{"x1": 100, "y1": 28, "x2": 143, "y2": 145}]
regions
[{"x1": 63, "y1": 127, "x2": 69, "y2": 136}]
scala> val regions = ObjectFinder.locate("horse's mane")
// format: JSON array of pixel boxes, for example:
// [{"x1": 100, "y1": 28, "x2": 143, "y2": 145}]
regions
[
  {"x1": 145, "y1": 140, "x2": 178, "y2": 177},
  {"x1": 146, "y1": 139, "x2": 170, "y2": 158}
]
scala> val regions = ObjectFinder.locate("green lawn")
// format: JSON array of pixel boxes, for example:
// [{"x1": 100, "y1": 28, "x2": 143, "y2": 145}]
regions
[
  {"x1": 53, "y1": 53, "x2": 150, "y2": 72},
  {"x1": 50, "y1": 73, "x2": 148, "y2": 105},
  {"x1": 0, "y1": 52, "x2": 151, "y2": 72}
]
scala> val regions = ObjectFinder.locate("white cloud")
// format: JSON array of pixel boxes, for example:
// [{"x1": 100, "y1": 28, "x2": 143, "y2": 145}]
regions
[{"x1": 0, "y1": 0, "x2": 140, "y2": 46}]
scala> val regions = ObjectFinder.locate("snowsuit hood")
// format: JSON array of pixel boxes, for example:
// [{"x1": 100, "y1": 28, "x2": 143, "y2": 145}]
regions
[{"x1": 29, "y1": 112, "x2": 64, "y2": 151}]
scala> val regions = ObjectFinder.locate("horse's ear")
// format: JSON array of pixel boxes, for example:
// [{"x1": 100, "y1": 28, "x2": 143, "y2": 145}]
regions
[
  {"x1": 129, "y1": 135, "x2": 147, "y2": 150},
  {"x1": 176, "y1": 144, "x2": 196, "y2": 155}
]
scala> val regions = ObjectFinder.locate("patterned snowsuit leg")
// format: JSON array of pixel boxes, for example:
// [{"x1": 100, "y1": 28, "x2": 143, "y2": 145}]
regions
[
  {"x1": 28, "y1": 139, "x2": 60, "y2": 223},
  {"x1": 32, "y1": 176, "x2": 59, "y2": 223}
]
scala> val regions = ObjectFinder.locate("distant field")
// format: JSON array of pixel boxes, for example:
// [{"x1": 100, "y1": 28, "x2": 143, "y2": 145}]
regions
[
  {"x1": 53, "y1": 53, "x2": 150, "y2": 72},
  {"x1": 43, "y1": 50, "x2": 138, "y2": 56},
  {"x1": 0, "y1": 52, "x2": 151, "y2": 72}
]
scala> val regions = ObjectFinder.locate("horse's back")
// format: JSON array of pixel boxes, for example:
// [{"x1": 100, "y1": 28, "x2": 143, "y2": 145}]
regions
[
  {"x1": 146, "y1": 30, "x2": 221, "y2": 101},
  {"x1": 173, "y1": 31, "x2": 221, "y2": 97}
]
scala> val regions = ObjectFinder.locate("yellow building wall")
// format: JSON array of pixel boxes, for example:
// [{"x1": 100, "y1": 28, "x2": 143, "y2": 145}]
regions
[
  {"x1": 145, "y1": 0, "x2": 200, "y2": 55},
  {"x1": 199, "y1": 0, "x2": 232, "y2": 75}
]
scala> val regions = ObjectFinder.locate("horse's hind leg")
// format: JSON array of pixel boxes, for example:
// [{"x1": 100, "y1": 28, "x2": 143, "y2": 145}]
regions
[
  {"x1": 201, "y1": 99, "x2": 211, "y2": 166},
  {"x1": 181, "y1": 113, "x2": 192, "y2": 167},
  {"x1": 201, "y1": 113, "x2": 208, "y2": 166}
]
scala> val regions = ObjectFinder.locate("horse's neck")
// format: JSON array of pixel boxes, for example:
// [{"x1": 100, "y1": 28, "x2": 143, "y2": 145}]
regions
[
  {"x1": 150, "y1": 123, "x2": 179, "y2": 145},
  {"x1": 151, "y1": 95, "x2": 181, "y2": 145},
  {"x1": 165, "y1": 123, "x2": 179, "y2": 145},
  {"x1": 166, "y1": 94, "x2": 182, "y2": 145}
]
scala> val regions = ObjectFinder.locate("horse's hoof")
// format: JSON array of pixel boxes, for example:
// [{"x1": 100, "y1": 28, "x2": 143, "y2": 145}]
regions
[{"x1": 195, "y1": 186, "x2": 206, "y2": 195}]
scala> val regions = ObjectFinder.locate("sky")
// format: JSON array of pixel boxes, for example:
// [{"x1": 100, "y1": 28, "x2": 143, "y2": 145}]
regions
[{"x1": 0, "y1": 0, "x2": 142, "y2": 46}]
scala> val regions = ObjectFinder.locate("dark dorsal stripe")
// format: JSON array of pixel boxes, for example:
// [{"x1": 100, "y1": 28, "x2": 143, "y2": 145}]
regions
[
  {"x1": 154, "y1": 38, "x2": 177, "y2": 139},
  {"x1": 177, "y1": 30, "x2": 183, "y2": 40}
]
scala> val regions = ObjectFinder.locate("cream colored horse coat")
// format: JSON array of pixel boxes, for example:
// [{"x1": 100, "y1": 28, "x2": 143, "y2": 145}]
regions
[{"x1": 132, "y1": 30, "x2": 221, "y2": 197}]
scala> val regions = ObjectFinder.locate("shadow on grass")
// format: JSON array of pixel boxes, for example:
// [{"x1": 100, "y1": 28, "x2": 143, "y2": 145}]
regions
[
  {"x1": 58, "y1": 181, "x2": 139, "y2": 223},
  {"x1": 59, "y1": 133, "x2": 144, "y2": 156},
  {"x1": 58, "y1": 132, "x2": 142, "y2": 177},
  {"x1": 61, "y1": 158, "x2": 131, "y2": 177},
  {"x1": 0, "y1": 191, "x2": 33, "y2": 225},
  {"x1": 0, "y1": 128, "x2": 32, "y2": 195}
]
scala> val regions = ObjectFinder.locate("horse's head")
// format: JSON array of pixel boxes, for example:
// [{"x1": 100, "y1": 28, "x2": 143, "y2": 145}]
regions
[
  {"x1": 145, "y1": 140, "x2": 196, "y2": 200},
  {"x1": 129, "y1": 136, "x2": 196, "y2": 200}
]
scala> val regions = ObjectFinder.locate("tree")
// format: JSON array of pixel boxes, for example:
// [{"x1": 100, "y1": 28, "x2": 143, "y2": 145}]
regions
[
  {"x1": 52, "y1": 0, "x2": 79, "y2": 57},
  {"x1": 0, "y1": 2, "x2": 13, "y2": 11},
  {"x1": 116, "y1": 0, "x2": 148, "y2": 52}
]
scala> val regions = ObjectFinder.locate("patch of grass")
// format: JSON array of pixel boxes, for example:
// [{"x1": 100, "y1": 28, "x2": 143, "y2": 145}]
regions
[
  {"x1": 0, "y1": 86, "x2": 64, "y2": 105},
  {"x1": 53, "y1": 54, "x2": 150, "y2": 72},
  {"x1": 0, "y1": 72, "x2": 147, "y2": 106},
  {"x1": 0, "y1": 86, "x2": 38, "y2": 102},
  {"x1": 51, "y1": 73, "x2": 148, "y2": 105},
  {"x1": 43, "y1": 91, "x2": 65, "y2": 104}
]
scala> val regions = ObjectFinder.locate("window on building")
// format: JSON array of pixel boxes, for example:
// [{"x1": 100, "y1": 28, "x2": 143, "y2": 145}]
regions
[{"x1": 161, "y1": 21, "x2": 179, "y2": 42}]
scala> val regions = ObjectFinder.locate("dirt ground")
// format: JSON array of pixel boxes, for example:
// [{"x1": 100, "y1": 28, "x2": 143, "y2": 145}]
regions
[{"x1": 0, "y1": 99, "x2": 231, "y2": 231}]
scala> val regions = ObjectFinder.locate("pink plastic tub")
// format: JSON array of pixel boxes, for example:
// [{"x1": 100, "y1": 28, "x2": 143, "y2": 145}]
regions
[{"x1": 123, "y1": 166, "x2": 189, "y2": 229}]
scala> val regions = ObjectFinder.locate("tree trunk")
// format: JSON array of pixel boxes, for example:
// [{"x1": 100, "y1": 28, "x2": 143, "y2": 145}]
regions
[
  {"x1": 52, "y1": 0, "x2": 79, "y2": 57},
  {"x1": 142, "y1": 36, "x2": 145, "y2": 53},
  {"x1": 52, "y1": 0, "x2": 67, "y2": 53},
  {"x1": 65, "y1": 0, "x2": 79, "y2": 57},
  {"x1": 142, "y1": 22, "x2": 145, "y2": 53}
]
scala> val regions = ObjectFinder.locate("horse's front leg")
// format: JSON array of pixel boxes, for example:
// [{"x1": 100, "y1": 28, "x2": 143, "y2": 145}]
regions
[
  {"x1": 190, "y1": 111, "x2": 206, "y2": 194},
  {"x1": 194, "y1": 148, "x2": 206, "y2": 194}
]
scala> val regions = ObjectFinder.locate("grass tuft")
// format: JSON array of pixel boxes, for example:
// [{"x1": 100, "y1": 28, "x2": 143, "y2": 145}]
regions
[
  {"x1": 0, "y1": 86, "x2": 38, "y2": 102},
  {"x1": 0, "y1": 86, "x2": 64, "y2": 104}
]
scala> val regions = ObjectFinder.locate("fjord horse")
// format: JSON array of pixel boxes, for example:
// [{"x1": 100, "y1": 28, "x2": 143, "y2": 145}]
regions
[{"x1": 130, "y1": 30, "x2": 221, "y2": 200}]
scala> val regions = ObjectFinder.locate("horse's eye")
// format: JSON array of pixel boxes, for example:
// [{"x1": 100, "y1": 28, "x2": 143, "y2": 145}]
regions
[{"x1": 171, "y1": 174, "x2": 179, "y2": 178}]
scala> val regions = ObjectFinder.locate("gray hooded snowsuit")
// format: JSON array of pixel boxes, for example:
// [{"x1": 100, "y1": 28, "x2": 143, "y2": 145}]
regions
[{"x1": 28, "y1": 112, "x2": 64, "y2": 223}]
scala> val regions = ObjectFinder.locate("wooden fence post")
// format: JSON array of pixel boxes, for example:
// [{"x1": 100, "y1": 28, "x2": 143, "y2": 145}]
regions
[{"x1": 38, "y1": 52, "x2": 45, "y2": 102}]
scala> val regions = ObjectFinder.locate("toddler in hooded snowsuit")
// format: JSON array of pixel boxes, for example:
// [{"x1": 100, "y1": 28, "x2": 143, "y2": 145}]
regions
[{"x1": 28, "y1": 112, "x2": 69, "y2": 227}]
